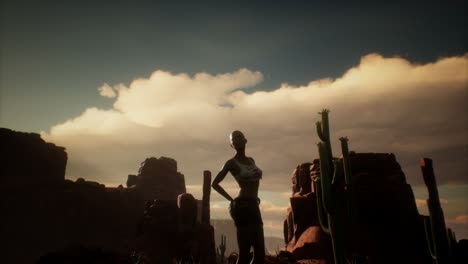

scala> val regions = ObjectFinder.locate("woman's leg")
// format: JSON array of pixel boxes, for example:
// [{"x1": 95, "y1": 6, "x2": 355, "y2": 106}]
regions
[
  {"x1": 236, "y1": 226, "x2": 251, "y2": 264},
  {"x1": 251, "y1": 224, "x2": 265, "y2": 264}
]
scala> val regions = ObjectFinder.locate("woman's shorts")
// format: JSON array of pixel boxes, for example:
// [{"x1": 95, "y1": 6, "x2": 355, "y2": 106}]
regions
[{"x1": 229, "y1": 197, "x2": 263, "y2": 227}]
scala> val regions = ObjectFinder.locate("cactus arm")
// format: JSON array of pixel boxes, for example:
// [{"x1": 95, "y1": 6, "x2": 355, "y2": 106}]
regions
[
  {"x1": 222, "y1": 234, "x2": 226, "y2": 250},
  {"x1": 449, "y1": 228, "x2": 456, "y2": 242},
  {"x1": 421, "y1": 158, "x2": 450, "y2": 263},
  {"x1": 220, "y1": 234, "x2": 226, "y2": 256},
  {"x1": 321, "y1": 109, "x2": 330, "y2": 138},
  {"x1": 218, "y1": 234, "x2": 226, "y2": 263},
  {"x1": 447, "y1": 228, "x2": 455, "y2": 257},
  {"x1": 314, "y1": 178, "x2": 330, "y2": 234},
  {"x1": 423, "y1": 215, "x2": 437, "y2": 260},
  {"x1": 332, "y1": 159, "x2": 344, "y2": 186},
  {"x1": 448, "y1": 227, "x2": 457, "y2": 257},
  {"x1": 340, "y1": 137, "x2": 352, "y2": 186},
  {"x1": 318, "y1": 109, "x2": 330, "y2": 140},
  {"x1": 317, "y1": 109, "x2": 333, "y2": 161},
  {"x1": 316, "y1": 121, "x2": 327, "y2": 142},
  {"x1": 315, "y1": 109, "x2": 333, "y2": 161},
  {"x1": 340, "y1": 137, "x2": 355, "y2": 220}
]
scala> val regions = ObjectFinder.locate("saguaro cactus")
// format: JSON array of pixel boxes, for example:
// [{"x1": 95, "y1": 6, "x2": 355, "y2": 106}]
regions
[
  {"x1": 218, "y1": 234, "x2": 226, "y2": 264},
  {"x1": 340, "y1": 137, "x2": 354, "y2": 218},
  {"x1": 314, "y1": 109, "x2": 353, "y2": 264},
  {"x1": 421, "y1": 158, "x2": 450, "y2": 264},
  {"x1": 316, "y1": 109, "x2": 333, "y2": 168},
  {"x1": 447, "y1": 228, "x2": 457, "y2": 258}
]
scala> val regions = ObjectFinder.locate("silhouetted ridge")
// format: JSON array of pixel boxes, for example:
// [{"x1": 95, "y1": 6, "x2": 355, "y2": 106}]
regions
[
  {"x1": 0, "y1": 128, "x2": 215, "y2": 264},
  {"x1": 0, "y1": 128, "x2": 67, "y2": 186}
]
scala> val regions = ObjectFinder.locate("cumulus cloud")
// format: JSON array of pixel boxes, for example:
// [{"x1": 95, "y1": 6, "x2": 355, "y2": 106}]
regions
[
  {"x1": 42, "y1": 53, "x2": 468, "y2": 236},
  {"x1": 112, "y1": 69, "x2": 263, "y2": 129},
  {"x1": 98, "y1": 83, "x2": 117, "y2": 98},
  {"x1": 43, "y1": 52, "x2": 468, "y2": 186}
]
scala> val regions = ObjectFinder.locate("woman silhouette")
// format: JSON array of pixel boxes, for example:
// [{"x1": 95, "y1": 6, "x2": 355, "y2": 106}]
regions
[{"x1": 212, "y1": 130, "x2": 265, "y2": 264}]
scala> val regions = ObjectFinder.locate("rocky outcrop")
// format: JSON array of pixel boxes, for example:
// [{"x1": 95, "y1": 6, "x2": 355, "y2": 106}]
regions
[
  {"x1": 127, "y1": 156, "x2": 186, "y2": 200},
  {"x1": 134, "y1": 194, "x2": 216, "y2": 263},
  {"x1": 284, "y1": 160, "x2": 333, "y2": 262},
  {"x1": 1, "y1": 128, "x2": 214, "y2": 264},
  {"x1": 0, "y1": 128, "x2": 67, "y2": 186},
  {"x1": 291, "y1": 162, "x2": 313, "y2": 196},
  {"x1": 344, "y1": 153, "x2": 430, "y2": 263},
  {"x1": 2, "y1": 177, "x2": 143, "y2": 264},
  {"x1": 284, "y1": 153, "x2": 433, "y2": 263}
]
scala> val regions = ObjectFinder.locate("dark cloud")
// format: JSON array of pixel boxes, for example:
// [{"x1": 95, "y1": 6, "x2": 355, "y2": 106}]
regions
[{"x1": 2, "y1": 1, "x2": 467, "y2": 132}]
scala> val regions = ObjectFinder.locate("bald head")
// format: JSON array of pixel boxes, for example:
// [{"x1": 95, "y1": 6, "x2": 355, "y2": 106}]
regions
[{"x1": 230, "y1": 130, "x2": 247, "y2": 150}]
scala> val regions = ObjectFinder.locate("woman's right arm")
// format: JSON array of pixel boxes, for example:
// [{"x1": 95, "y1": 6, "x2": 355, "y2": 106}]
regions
[{"x1": 212, "y1": 162, "x2": 234, "y2": 202}]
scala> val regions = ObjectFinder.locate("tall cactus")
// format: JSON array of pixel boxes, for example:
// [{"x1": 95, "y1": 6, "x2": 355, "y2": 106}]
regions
[
  {"x1": 314, "y1": 109, "x2": 353, "y2": 264},
  {"x1": 447, "y1": 228, "x2": 457, "y2": 258},
  {"x1": 218, "y1": 234, "x2": 226, "y2": 264},
  {"x1": 421, "y1": 158, "x2": 450, "y2": 264},
  {"x1": 340, "y1": 137, "x2": 354, "y2": 219},
  {"x1": 316, "y1": 109, "x2": 333, "y2": 168}
]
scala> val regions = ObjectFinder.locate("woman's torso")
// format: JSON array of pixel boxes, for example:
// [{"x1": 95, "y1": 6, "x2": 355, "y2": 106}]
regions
[{"x1": 229, "y1": 157, "x2": 261, "y2": 198}]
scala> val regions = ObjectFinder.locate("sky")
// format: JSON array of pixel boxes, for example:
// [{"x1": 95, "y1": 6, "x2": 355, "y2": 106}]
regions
[{"x1": 1, "y1": 0, "x2": 467, "y2": 239}]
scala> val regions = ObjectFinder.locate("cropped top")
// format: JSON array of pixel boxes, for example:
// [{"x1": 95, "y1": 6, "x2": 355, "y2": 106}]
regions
[{"x1": 232, "y1": 158, "x2": 262, "y2": 182}]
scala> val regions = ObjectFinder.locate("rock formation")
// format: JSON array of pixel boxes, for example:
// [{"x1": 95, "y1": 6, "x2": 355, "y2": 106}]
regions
[
  {"x1": 284, "y1": 160, "x2": 333, "y2": 262},
  {"x1": 284, "y1": 153, "x2": 434, "y2": 263},
  {"x1": 0, "y1": 128, "x2": 215, "y2": 264},
  {"x1": 129, "y1": 156, "x2": 186, "y2": 200},
  {"x1": 291, "y1": 162, "x2": 313, "y2": 196},
  {"x1": 134, "y1": 193, "x2": 216, "y2": 263},
  {"x1": 0, "y1": 128, "x2": 67, "y2": 186},
  {"x1": 344, "y1": 153, "x2": 431, "y2": 263}
]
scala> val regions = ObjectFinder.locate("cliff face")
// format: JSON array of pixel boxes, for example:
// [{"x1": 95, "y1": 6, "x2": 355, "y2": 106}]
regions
[
  {"x1": 0, "y1": 128, "x2": 67, "y2": 186},
  {"x1": 284, "y1": 160, "x2": 333, "y2": 262},
  {"x1": 284, "y1": 153, "x2": 432, "y2": 263},
  {"x1": 2, "y1": 180, "x2": 143, "y2": 264},
  {"x1": 345, "y1": 153, "x2": 430, "y2": 263},
  {"x1": 0, "y1": 128, "x2": 214, "y2": 264}
]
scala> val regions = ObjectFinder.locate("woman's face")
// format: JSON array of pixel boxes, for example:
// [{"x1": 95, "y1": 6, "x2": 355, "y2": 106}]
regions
[{"x1": 230, "y1": 131, "x2": 247, "y2": 151}]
